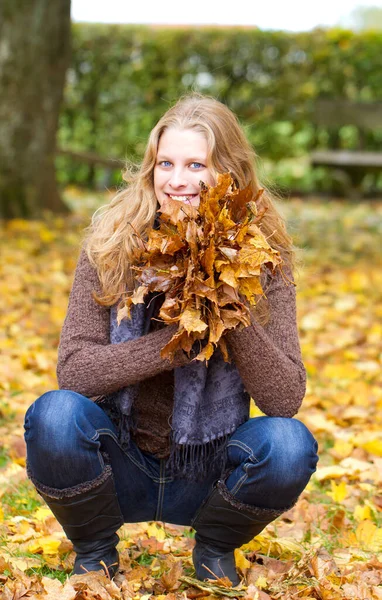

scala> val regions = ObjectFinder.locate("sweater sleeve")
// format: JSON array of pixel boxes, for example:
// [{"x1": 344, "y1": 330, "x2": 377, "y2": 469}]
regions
[
  {"x1": 225, "y1": 269, "x2": 306, "y2": 417},
  {"x1": 56, "y1": 249, "x2": 187, "y2": 397}
]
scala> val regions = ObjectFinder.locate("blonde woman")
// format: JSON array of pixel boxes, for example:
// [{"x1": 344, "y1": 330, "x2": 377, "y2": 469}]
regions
[{"x1": 24, "y1": 94, "x2": 318, "y2": 584}]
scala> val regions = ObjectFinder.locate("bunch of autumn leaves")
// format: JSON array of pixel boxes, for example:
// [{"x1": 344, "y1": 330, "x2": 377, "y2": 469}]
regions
[{"x1": 119, "y1": 173, "x2": 282, "y2": 362}]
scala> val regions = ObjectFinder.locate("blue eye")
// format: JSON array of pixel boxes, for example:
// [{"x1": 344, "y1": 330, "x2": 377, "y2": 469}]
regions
[
  {"x1": 190, "y1": 162, "x2": 204, "y2": 169},
  {"x1": 159, "y1": 160, "x2": 172, "y2": 167}
]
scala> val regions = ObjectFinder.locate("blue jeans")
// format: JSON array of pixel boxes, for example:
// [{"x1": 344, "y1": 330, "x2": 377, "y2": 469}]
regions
[{"x1": 24, "y1": 390, "x2": 318, "y2": 526}]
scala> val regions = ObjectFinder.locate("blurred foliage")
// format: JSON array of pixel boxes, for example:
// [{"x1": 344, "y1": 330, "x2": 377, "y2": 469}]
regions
[{"x1": 56, "y1": 25, "x2": 382, "y2": 194}]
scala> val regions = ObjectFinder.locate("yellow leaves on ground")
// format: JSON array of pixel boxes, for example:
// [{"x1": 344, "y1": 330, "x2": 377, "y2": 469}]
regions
[
  {"x1": 33, "y1": 506, "x2": 54, "y2": 521},
  {"x1": 355, "y1": 520, "x2": 382, "y2": 553},
  {"x1": 326, "y1": 480, "x2": 348, "y2": 503},
  {"x1": 234, "y1": 548, "x2": 252, "y2": 574},
  {"x1": 146, "y1": 522, "x2": 166, "y2": 542},
  {"x1": 362, "y1": 439, "x2": 382, "y2": 457},
  {"x1": 27, "y1": 534, "x2": 62, "y2": 555},
  {"x1": 242, "y1": 535, "x2": 304, "y2": 559},
  {"x1": 1, "y1": 197, "x2": 382, "y2": 599},
  {"x1": 354, "y1": 504, "x2": 374, "y2": 521}
]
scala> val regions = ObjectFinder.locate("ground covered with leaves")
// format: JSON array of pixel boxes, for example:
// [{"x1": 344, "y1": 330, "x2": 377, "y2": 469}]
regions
[{"x1": 0, "y1": 194, "x2": 381, "y2": 599}]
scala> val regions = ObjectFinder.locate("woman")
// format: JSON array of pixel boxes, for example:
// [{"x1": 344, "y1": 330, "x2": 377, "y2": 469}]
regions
[{"x1": 24, "y1": 93, "x2": 318, "y2": 584}]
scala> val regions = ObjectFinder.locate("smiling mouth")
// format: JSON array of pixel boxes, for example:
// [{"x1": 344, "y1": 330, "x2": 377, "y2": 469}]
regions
[{"x1": 167, "y1": 194, "x2": 198, "y2": 202}]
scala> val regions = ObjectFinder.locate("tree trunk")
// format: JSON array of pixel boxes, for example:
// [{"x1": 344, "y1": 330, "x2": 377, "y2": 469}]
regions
[{"x1": 0, "y1": 0, "x2": 71, "y2": 219}]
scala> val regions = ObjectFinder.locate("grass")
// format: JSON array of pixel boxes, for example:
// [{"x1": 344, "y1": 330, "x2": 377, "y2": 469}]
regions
[
  {"x1": 136, "y1": 551, "x2": 156, "y2": 566},
  {"x1": 0, "y1": 400, "x2": 16, "y2": 427},
  {"x1": 1, "y1": 482, "x2": 42, "y2": 518},
  {"x1": 0, "y1": 447, "x2": 10, "y2": 469},
  {"x1": 25, "y1": 565, "x2": 69, "y2": 584}
]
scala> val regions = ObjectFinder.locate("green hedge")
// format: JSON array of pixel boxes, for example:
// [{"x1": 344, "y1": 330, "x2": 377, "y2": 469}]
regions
[{"x1": 57, "y1": 25, "x2": 382, "y2": 193}]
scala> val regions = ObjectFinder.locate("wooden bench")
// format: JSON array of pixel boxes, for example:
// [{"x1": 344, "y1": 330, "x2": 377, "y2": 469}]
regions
[{"x1": 310, "y1": 100, "x2": 382, "y2": 197}]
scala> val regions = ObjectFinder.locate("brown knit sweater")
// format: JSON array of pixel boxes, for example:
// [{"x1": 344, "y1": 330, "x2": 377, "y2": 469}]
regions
[{"x1": 57, "y1": 249, "x2": 306, "y2": 457}]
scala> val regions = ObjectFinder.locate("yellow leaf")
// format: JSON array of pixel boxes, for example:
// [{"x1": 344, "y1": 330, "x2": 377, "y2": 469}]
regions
[
  {"x1": 238, "y1": 277, "x2": 263, "y2": 303},
  {"x1": 255, "y1": 575, "x2": 268, "y2": 589},
  {"x1": 327, "y1": 480, "x2": 347, "y2": 503},
  {"x1": 269, "y1": 537, "x2": 304, "y2": 558},
  {"x1": 331, "y1": 439, "x2": 354, "y2": 459},
  {"x1": 219, "y1": 264, "x2": 238, "y2": 288},
  {"x1": 358, "y1": 483, "x2": 374, "y2": 492},
  {"x1": 323, "y1": 363, "x2": 360, "y2": 381},
  {"x1": 314, "y1": 466, "x2": 346, "y2": 482},
  {"x1": 6, "y1": 554, "x2": 42, "y2": 571},
  {"x1": 196, "y1": 342, "x2": 214, "y2": 362},
  {"x1": 355, "y1": 520, "x2": 382, "y2": 552},
  {"x1": 179, "y1": 306, "x2": 207, "y2": 334},
  {"x1": 250, "y1": 401, "x2": 265, "y2": 418},
  {"x1": 354, "y1": 504, "x2": 373, "y2": 521},
  {"x1": 6, "y1": 558, "x2": 29, "y2": 572},
  {"x1": 360, "y1": 439, "x2": 382, "y2": 457},
  {"x1": 244, "y1": 535, "x2": 303, "y2": 558},
  {"x1": 303, "y1": 412, "x2": 337, "y2": 434},
  {"x1": 234, "y1": 548, "x2": 251, "y2": 573},
  {"x1": 39, "y1": 227, "x2": 55, "y2": 243},
  {"x1": 0, "y1": 506, "x2": 3, "y2": 523},
  {"x1": 27, "y1": 535, "x2": 62, "y2": 556},
  {"x1": 34, "y1": 506, "x2": 54, "y2": 521},
  {"x1": 147, "y1": 523, "x2": 166, "y2": 541},
  {"x1": 241, "y1": 537, "x2": 263, "y2": 553},
  {"x1": 340, "y1": 457, "x2": 375, "y2": 477}
]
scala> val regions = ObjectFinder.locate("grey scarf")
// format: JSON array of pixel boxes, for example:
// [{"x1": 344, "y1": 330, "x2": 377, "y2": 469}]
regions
[{"x1": 103, "y1": 295, "x2": 250, "y2": 479}]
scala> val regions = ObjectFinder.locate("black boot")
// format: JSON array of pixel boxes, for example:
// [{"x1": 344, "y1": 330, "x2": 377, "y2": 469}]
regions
[
  {"x1": 36, "y1": 466, "x2": 124, "y2": 577},
  {"x1": 191, "y1": 480, "x2": 288, "y2": 585}
]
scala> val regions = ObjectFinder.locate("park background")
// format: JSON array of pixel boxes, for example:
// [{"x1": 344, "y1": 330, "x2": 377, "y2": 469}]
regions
[{"x1": 0, "y1": 1, "x2": 382, "y2": 598}]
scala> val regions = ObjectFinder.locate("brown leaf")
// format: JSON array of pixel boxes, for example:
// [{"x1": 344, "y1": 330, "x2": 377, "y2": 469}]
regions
[
  {"x1": 41, "y1": 576, "x2": 76, "y2": 600},
  {"x1": 160, "y1": 559, "x2": 184, "y2": 591},
  {"x1": 310, "y1": 547, "x2": 341, "y2": 579}
]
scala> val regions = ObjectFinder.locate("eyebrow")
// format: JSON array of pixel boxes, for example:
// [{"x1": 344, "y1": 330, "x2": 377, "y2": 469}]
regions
[{"x1": 156, "y1": 155, "x2": 206, "y2": 162}]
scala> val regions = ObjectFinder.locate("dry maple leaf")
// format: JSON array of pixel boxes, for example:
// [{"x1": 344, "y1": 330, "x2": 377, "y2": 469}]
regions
[
  {"x1": 120, "y1": 173, "x2": 283, "y2": 361},
  {"x1": 160, "y1": 558, "x2": 184, "y2": 591}
]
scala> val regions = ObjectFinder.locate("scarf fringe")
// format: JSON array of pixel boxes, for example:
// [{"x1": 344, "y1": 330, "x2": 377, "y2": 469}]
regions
[
  {"x1": 99, "y1": 396, "x2": 246, "y2": 482},
  {"x1": 166, "y1": 433, "x2": 230, "y2": 481},
  {"x1": 116, "y1": 413, "x2": 132, "y2": 451}
]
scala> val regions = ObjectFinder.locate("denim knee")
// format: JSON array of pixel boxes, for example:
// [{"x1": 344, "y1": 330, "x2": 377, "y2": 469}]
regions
[
  {"x1": 226, "y1": 417, "x2": 318, "y2": 505},
  {"x1": 24, "y1": 390, "x2": 98, "y2": 463}
]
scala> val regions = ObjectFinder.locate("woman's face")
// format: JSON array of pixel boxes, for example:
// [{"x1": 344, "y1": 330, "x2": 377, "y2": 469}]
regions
[{"x1": 154, "y1": 127, "x2": 215, "y2": 208}]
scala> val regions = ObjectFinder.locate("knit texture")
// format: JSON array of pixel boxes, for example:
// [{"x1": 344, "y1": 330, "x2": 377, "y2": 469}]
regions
[
  {"x1": 104, "y1": 298, "x2": 250, "y2": 479},
  {"x1": 57, "y1": 249, "x2": 306, "y2": 457}
]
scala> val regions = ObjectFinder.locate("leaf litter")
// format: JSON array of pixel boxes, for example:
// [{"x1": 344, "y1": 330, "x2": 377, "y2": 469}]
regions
[{"x1": 0, "y1": 193, "x2": 382, "y2": 599}]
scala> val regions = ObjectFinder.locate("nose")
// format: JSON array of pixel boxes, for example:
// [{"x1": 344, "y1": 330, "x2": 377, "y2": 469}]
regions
[{"x1": 169, "y1": 167, "x2": 187, "y2": 189}]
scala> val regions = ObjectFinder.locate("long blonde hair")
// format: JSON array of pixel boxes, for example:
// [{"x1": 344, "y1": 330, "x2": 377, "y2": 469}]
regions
[{"x1": 84, "y1": 92, "x2": 294, "y2": 309}]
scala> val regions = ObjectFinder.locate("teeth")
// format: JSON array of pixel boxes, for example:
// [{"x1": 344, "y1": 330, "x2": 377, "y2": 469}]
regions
[{"x1": 168, "y1": 195, "x2": 194, "y2": 201}]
